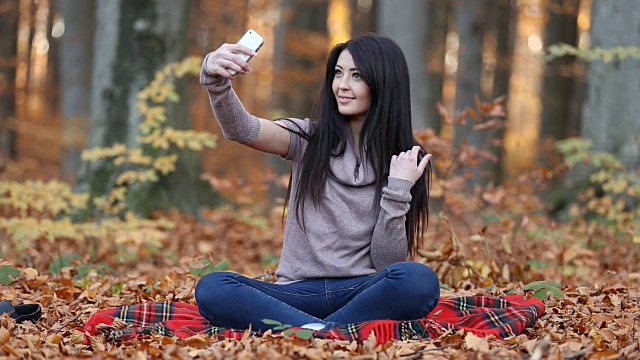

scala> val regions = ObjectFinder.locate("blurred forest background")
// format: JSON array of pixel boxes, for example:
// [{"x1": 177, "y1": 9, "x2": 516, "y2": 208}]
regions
[
  {"x1": 0, "y1": 0, "x2": 639, "y2": 233},
  {"x1": 1, "y1": 1, "x2": 640, "y2": 357},
  {"x1": 0, "y1": 0, "x2": 636, "y2": 196}
]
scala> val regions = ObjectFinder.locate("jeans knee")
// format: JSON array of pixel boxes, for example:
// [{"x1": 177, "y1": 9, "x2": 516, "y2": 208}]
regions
[
  {"x1": 195, "y1": 271, "x2": 234, "y2": 314},
  {"x1": 388, "y1": 262, "x2": 440, "y2": 307}
]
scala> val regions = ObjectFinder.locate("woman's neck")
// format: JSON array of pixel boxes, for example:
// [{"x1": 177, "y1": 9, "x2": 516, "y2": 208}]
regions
[{"x1": 348, "y1": 118, "x2": 365, "y2": 156}]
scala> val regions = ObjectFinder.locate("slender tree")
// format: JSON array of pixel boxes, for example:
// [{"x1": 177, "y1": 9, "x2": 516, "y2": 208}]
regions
[
  {"x1": 452, "y1": 0, "x2": 493, "y2": 185},
  {"x1": 0, "y1": 0, "x2": 19, "y2": 158},
  {"x1": 349, "y1": 0, "x2": 376, "y2": 36},
  {"x1": 269, "y1": 0, "x2": 330, "y2": 200},
  {"x1": 424, "y1": 0, "x2": 450, "y2": 134},
  {"x1": 492, "y1": 0, "x2": 516, "y2": 101},
  {"x1": 540, "y1": 0, "x2": 579, "y2": 147},
  {"x1": 377, "y1": 0, "x2": 433, "y2": 129},
  {"x1": 490, "y1": 0, "x2": 517, "y2": 182},
  {"x1": 57, "y1": 0, "x2": 95, "y2": 180},
  {"x1": 581, "y1": 0, "x2": 640, "y2": 169},
  {"x1": 453, "y1": 0, "x2": 490, "y2": 146},
  {"x1": 272, "y1": 0, "x2": 329, "y2": 119}
]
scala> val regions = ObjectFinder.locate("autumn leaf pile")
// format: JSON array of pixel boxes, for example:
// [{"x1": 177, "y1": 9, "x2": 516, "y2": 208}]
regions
[{"x1": 2, "y1": 101, "x2": 640, "y2": 358}]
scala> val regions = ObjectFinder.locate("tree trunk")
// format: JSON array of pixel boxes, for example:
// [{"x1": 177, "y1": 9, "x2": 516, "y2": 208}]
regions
[
  {"x1": 57, "y1": 0, "x2": 95, "y2": 180},
  {"x1": 489, "y1": 0, "x2": 517, "y2": 183},
  {"x1": 349, "y1": 0, "x2": 376, "y2": 35},
  {"x1": 453, "y1": 0, "x2": 489, "y2": 145},
  {"x1": 273, "y1": 0, "x2": 328, "y2": 119},
  {"x1": 78, "y1": 0, "x2": 212, "y2": 216},
  {"x1": 377, "y1": 0, "x2": 433, "y2": 129},
  {"x1": 492, "y1": 0, "x2": 516, "y2": 100},
  {"x1": 540, "y1": 0, "x2": 579, "y2": 147},
  {"x1": 452, "y1": 0, "x2": 492, "y2": 185},
  {"x1": 581, "y1": 0, "x2": 640, "y2": 169},
  {"x1": 424, "y1": 0, "x2": 450, "y2": 133},
  {"x1": 0, "y1": 0, "x2": 19, "y2": 158}
]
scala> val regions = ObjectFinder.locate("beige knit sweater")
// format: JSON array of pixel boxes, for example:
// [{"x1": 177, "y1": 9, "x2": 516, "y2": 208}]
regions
[{"x1": 201, "y1": 65, "x2": 414, "y2": 284}]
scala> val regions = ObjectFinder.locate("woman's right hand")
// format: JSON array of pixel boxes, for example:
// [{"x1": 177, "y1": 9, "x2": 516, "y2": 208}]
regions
[
  {"x1": 389, "y1": 146, "x2": 432, "y2": 183},
  {"x1": 203, "y1": 43, "x2": 256, "y2": 80}
]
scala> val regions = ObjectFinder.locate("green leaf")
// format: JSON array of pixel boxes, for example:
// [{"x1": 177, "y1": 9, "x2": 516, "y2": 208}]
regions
[
  {"x1": 190, "y1": 264, "x2": 213, "y2": 277},
  {"x1": 167, "y1": 92, "x2": 180, "y2": 102},
  {"x1": 504, "y1": 289, "x2": 517, "y2": 295},
  {"x1": 49, "y1": 253, "x2": 82, "y2": 274},
  {"x1": 0, "y1": 274, "x2": 12, "y2": 285},
  {"x1": 272, "y1": 323, "x2": 292, "y2": 331},
  {"x1": 261, "y1": 319, "x2": 283, "y2": 326},
  {"x1": 294, "y1": 329, "x2": 314, "y2": 340},
  {"x1": 0, "y1": 265, "x2": 21, "y2": 285},
  {"x1": 191, "y1": 260, "x2": 229, "y2": 277},
  {"x1": 214, "y1": 259, "x2": 229, "y2": 272},
  {"x1": 547, "y1": 286, "x2": 566, "y2": 298},
  {"x1": 283, "y1": 328, "x2": 314, "y2": 339},
  {"x1": 111, "y1": 283, "x2": 124, "y2": 296},
  {"x1": 439, "y1": 282, "x2": 452, "y2": 290},
  {"x1": 533, "y1": 289, "x2": 548, "y2": 300},
  {"x1": 523, "y1": 281, "x2": 548, "y2": 291}
]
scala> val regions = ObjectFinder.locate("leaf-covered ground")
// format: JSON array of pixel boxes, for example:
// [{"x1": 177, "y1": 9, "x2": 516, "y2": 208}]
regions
[
  {"x1": 2, "y1": 144, "x2": 640, "y2": 359},
  {"x1": 2, "y1": 200, "x2": 640, "y2": 359}
]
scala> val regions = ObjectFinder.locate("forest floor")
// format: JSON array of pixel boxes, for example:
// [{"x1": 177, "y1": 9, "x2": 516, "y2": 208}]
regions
[{"x1": 2, "y1": 159, "x2": 640, "y2": 359}]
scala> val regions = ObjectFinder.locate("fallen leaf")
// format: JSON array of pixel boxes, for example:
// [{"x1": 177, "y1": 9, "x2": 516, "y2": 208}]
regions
[{"x1": 465, "y1": 332, "x2": 489, "y2": 352}]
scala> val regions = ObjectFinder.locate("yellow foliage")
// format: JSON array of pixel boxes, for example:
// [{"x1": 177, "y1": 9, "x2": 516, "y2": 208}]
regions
[
  {"x1": 81, "y1": 144, "x2": 128, "y2": 161},
  {"x1": 546, "y1": 43, "x2": 640, "y2": 63},
  {"x1": 114, "y1": 149, "x2": 153, "y2": 167},
  {"x1": 153, "y1": 155, "x2": 178, "y2": 175},
  {"x1": 116, "y1": 169, "x2": 159, "y2": 185},
  {"x1": 1, "y1": 217, "x2": 41, "y2": 246},
  {"x1": 602, "y1": 177, "x2": 628, "y2": 195},
  {"x1": 0, "y1": 180, "x2": 89, "y2": 217},
  {"x1": 556, "y1": 137, "x2": 640, "y2": 240},
  {"x1": 3, "y1": 56, "x2": 206, "y2": 250}
]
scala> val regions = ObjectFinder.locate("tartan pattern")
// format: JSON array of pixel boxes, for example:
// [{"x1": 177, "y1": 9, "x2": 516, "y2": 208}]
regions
[{"x1": 81, "y1": 295, "x2": 544, "y2": 344}]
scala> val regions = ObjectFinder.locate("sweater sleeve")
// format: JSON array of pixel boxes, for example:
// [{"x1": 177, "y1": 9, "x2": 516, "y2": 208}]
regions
[
  {"x1": 200, "y1": 54, "x2": 261, "y2": 144},
  {"x1": 370, "y1": 177, "x2": 413, "y2": 270}
]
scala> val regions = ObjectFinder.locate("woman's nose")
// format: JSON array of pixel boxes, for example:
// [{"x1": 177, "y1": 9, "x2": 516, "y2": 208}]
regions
[{"x1": 338, "y1": 76, "x2": 350, "y2": 89}]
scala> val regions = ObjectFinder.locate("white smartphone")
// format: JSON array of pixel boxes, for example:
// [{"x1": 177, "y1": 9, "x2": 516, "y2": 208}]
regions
[{"x1": 229, "y1": 29, "x2": 264, "y2": 75}]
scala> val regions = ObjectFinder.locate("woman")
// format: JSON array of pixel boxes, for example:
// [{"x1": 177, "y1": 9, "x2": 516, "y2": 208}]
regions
[{"x1": 196, "y1": 33, "x2": 440, "y2": 332}]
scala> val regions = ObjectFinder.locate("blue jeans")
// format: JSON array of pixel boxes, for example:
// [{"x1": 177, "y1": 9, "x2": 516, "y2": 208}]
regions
[{"x1": 195, "y1": 262, "x2": 440, "y2": 331}]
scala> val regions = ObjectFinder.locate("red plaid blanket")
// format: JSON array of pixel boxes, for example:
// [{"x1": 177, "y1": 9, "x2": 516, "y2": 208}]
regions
[{"x1": 81, "y1": 295, "x2": 544, "y2": 344}]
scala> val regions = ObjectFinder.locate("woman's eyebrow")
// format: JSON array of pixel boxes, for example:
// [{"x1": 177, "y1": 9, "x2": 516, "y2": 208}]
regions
[{"x1": 335, "y1": 65, "x2": 359, "y2": 71}]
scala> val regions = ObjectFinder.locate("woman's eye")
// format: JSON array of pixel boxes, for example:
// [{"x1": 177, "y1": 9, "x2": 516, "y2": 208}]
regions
[
  {"x1": 334, "y1": 69, "x2": 343, "y2": 76},
  {"x1": 352, "y1": 72, "x2": 361, "y2": 80}
]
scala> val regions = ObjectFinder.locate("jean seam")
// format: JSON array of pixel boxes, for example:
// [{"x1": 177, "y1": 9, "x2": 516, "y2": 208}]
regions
[
  {"x1": 228, "y1": 274, "x2": 325, "y2": 324},
  {"x1": 235, "y1": 274, "x2": 328, "y2": 297},
  {"x1": 326, "y1": 274, "x2": 374, "y2": 293},
  {"x1": 323, "y1": 269, "x2": 390, "y2": 324},
  {"x1": 325, "y1": 279, "x2": 333, "y2": 314}
]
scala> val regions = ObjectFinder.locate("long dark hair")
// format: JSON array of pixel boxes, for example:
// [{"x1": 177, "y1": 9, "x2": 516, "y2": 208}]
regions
[{"x1": 285, "y1": 33, "x2": 431, "y2": 256}]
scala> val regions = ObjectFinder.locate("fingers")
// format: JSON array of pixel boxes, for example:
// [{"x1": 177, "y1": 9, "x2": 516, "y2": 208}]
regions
[
  {"x1": 225, "y1": 43, "x2": 258, "y2": 57},
  {"x1": 396, "y1": 146, "x2": 420, "y2": 159},
  {"x1": 417, "y1": 153, "x2": 432, "y2": 174},
  {"x1": 205, "y1": 44, "x2": 255, "y2": 78}
]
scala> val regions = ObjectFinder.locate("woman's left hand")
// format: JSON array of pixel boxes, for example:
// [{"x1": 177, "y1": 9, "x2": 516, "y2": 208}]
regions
[{"x1": 389, "y1": 146, "x2": 432, "y2": 183}]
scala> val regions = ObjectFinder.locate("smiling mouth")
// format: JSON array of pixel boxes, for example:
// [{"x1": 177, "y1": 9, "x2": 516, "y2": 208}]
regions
[{"x1": 338, "y1": 96, "x2": 355, "y2": 103}]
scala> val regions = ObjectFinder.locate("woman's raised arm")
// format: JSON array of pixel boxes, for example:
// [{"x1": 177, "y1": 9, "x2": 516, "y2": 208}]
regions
[{"x1": 201, "y1": 44, "x2": 291, "y2": 156}]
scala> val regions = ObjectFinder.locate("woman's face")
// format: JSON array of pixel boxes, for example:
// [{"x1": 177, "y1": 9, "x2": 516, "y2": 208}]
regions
[{"x1": 332, "y1": 50, "x2": 372, "y2": 124}]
